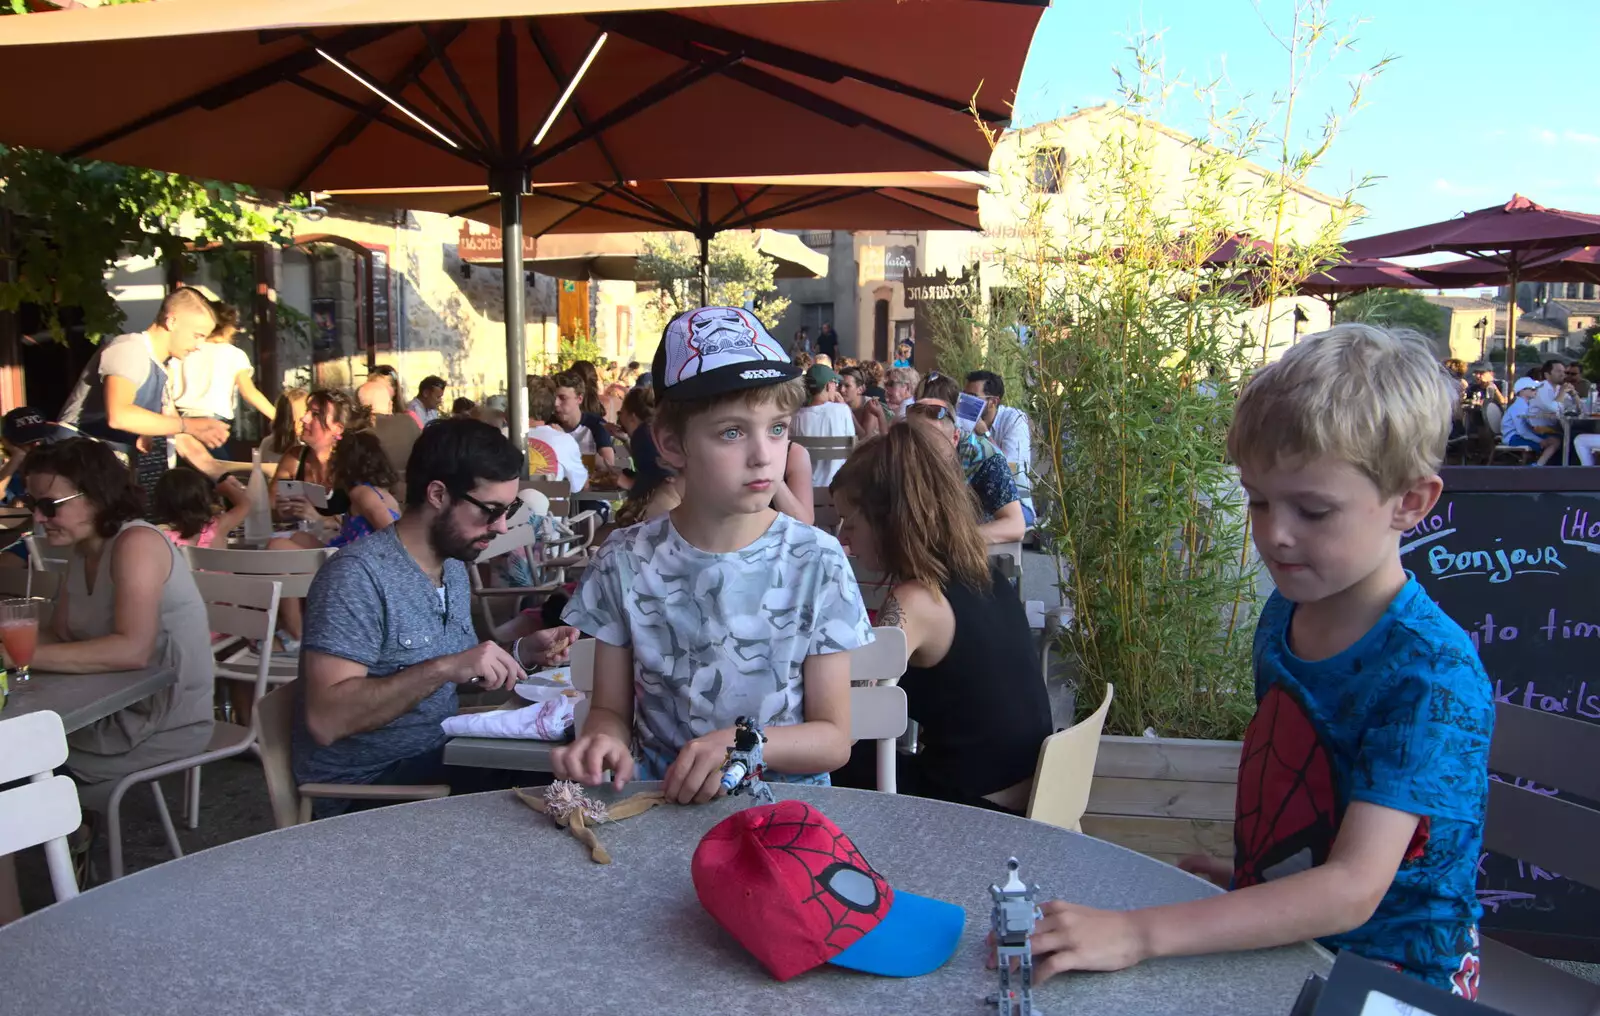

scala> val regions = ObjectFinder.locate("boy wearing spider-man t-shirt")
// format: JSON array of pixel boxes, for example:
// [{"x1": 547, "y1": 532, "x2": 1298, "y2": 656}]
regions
[{"x1": 1018, "y1": 326, "x2": 1493, "y2": 997}]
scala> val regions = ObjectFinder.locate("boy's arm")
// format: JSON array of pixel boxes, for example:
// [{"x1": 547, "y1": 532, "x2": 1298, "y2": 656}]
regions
[
  {"x1": 1027, "y1": 800, "x2": 1420, "y2": 981},
  {"x1": 550, "y1": 638, "x2": 636, "y2": 788},
  {"x1": 661, "y1": 649, "x2": 853, "y2": 803}
]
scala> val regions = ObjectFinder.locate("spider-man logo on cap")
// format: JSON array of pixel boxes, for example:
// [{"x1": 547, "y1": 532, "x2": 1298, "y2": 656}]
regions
[{"x1": 691, "y1": 800, "x2": 965, "y2": 981}]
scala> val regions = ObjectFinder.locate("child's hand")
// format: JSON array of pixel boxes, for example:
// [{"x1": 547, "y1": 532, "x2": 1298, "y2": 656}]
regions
[
  {"x1": 1176, "y1": 853, "x2": 1232, "y2": 887},
  {"x1": 991, "y1": 901, "x2": 1150, "y2": 982},
  {"x1": 551, "y1": 732, "x2": 633, "y2": 790},
  {"x1": 662, "y1": 728, "x2": 736, "y2": 805}
]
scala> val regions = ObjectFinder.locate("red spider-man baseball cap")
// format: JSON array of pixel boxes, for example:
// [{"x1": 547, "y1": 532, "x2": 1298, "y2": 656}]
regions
[{"x1": 692, "y1": 800, "x2": 966, "y2": 981}]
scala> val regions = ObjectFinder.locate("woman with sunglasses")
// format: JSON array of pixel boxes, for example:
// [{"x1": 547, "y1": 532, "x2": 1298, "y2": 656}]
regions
[
  {"x1": 828, "y1": 421, "x2": 1050, "y2": 813},
  {"x1": 21, "y1": 438, "x2": 214, "y2": 812}
]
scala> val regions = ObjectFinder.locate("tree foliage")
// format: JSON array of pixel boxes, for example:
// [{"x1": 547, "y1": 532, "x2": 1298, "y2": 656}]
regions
[
  {"x1": 2, "y1": 0, "x2": 292, "y2": 341},
  {"x1": 964, "y1": 5, "x2": 1380, "y2": 739},
  {"x1": 0, "y1": 146, "x2": 295, "y2": 341},
  {"x1": 1334, "y1": 288, "x2": 1448, "y2": 338},
  {"x1": 635, "y1": 231, "x2": 790, "y2": 332}
]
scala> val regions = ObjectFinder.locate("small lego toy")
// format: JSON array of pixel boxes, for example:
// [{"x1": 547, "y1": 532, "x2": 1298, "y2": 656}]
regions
[
  {"x1": 719, "y1": 715, "x2": 775, "y2": 804},
  {"x1": 987, "y1": 857, "x2": 1043, "y2": 1016}
]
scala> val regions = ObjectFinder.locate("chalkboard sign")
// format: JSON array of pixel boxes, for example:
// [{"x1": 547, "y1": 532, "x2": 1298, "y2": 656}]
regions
[{"x1": 1406, "y1": 467, "x2": 1600, "y2": 961}]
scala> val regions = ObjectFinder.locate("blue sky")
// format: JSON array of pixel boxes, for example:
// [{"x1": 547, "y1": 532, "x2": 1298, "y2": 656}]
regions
[{"x1": 1013, "y1": 0, "x2": 1600, "y2": 242}]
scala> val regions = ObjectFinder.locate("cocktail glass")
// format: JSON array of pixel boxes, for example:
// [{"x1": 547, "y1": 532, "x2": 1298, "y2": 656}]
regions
[{"x1": 0, "y1": 597, "x2": 40, "y2": 685}]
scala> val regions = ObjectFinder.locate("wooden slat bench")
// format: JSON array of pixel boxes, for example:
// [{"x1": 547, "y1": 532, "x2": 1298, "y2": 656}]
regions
[{"x1": 1079, "y1": 735, "x2": 1242, "y2": 868}]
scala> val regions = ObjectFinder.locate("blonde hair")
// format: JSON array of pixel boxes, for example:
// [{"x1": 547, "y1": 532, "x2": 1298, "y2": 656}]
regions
[
  {"x1": 653, "y1": 378, "x2": 806, "y2": 439},
  {"x1": 1227, "y1": 323, "x2": 1454, "y2": 496},
  {"x1": 888, "y1": 366, "x2": 920, "y2": 388}
]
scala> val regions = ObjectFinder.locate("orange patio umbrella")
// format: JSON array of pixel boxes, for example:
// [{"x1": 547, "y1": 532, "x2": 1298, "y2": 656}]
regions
[
  {"x1": 0, "y1": 0, "x2": 1039, "y2": 455},
  {"x1": 324, "y1": 172, "x2": 982, "y2": 298},
  {"x1": 455, "y1": 229, "x2": 831, "y2": 281}
]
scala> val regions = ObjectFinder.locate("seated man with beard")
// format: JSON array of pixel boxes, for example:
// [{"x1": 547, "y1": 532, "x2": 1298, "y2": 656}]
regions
[{"x1": 294, "y1": 419, "x2": 578, "y2": 816}]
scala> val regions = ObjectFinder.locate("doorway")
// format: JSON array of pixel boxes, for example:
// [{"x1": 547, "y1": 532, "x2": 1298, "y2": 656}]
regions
[{"x1": 873, "y1": 299, "x2": 890, "y2": 361}]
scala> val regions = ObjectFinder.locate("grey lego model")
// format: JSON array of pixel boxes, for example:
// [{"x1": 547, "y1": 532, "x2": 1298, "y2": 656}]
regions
[
  {"x1": 719, "y1": 715, "x2": 775, "y2": 805},
  {"x1": 987, "y1": 857, "x2": 1044, "y2": 1016}
]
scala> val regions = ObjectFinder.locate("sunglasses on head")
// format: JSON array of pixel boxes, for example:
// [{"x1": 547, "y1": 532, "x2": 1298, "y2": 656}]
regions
[
  {"x1": 906, "y1": 403, "x2": 952, "y2": 422},
  {"x1": 24, "y1": 491, "x2": 84, "y2": 519},
  {"x1": 452, "y1": 490, "x2": 524, "y2": 526}
]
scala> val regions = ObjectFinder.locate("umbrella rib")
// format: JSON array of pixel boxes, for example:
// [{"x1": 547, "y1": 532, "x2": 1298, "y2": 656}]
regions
[
  {"x1": 289, "y1": 26, "x2": 470, "y2": 192},
  {"x1": 286, "y1": 75, "x2": 477, "y2": 164},
  {"x1": 717, "y1": 62, "x2": 987, "y2": 172},
  {"x1": 713, "y1": 184, "x2": 772, "y2": 230},
  {"x1": 722, "y1": 187, "x2": 864, "y2": 227},
  {"x1": 299, "y1": 35, "x2": 475, "y2": 155},
  {"x1": 62, "y1": 24, "x2": 403, "y2": 160},
  {"x1": 525, "y1": 22, "x2": 624, "y2": 182},
  {"x1": 662, "y1": 181, "x2": 698, "y2": 226},
  {"x1": 528, "y1": 58, "x2": 735, "y2": 173},
  {"x1": 536, "y1": 186, "x2": 685, "y2": 230},
  {"x1": 589, "y1": 11, "x2": 1013, "y2": 125},
  {"x1": 420, "y1": 24, "x2": 498, "y2": 154},
  {"x1": 593, "y1": 185, "x2": 694, "y2": 231},
  {"x1": 875, "y1": 190, "x2": 979, "y2": 230},
  {"x1": 897, "y1": 187, "x2": 982, "y2": 213}
]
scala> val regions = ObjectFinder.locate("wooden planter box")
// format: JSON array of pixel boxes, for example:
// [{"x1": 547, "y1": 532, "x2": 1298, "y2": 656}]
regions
[{"x1": 1079, "y1": 735, "x2": 1243, "y2": 868}]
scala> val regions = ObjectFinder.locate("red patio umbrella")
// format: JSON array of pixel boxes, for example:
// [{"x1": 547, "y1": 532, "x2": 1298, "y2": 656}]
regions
[
  {"x1": 1293, "y1": 258, "x2": 1429, "y2": 313},
  {"x1": 1343, "y1": 196, "x2": 1600, "y2": 374},
  {"x1": 0, "y1": 0, "x2": 1039, "y2": 459},
  {"x1": 1409, "y1": 246, "x2": 1600, "y2": 289}
]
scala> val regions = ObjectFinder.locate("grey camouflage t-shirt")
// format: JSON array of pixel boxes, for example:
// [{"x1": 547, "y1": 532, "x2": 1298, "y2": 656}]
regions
[{"x1": 563, "y1": 512, "x2": 872, "y2": 776}]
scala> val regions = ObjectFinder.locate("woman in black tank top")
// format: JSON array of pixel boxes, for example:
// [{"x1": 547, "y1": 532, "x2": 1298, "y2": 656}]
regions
[{"x1": 828, "y1": 420, "x2": 1052, "y2": 812}]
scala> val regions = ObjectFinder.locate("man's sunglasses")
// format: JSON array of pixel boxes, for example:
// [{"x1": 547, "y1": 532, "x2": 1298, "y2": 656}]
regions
[
  {"x1": 453, "y1": 490, "x2": 524, "y2": 525},
  {"x1": 906, "y1": 403, "x2": 952, "y2": 422},
  {"x1": 23, "y1": 492, "x2": 83, "y2": 519}
]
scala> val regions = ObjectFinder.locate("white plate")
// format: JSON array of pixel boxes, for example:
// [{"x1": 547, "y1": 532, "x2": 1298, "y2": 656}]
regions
[{"x1": 514, "y1": 666, "x2": 573, "y2": 703}]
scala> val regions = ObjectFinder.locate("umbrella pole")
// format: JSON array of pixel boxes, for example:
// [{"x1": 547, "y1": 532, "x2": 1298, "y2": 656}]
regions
[
  {"x1": 501, "y1": 182, "x2": 529, "y2": 473},
  {"x1": 1504, "y1": 265, "x2": 1520, "y2": 379},
  {"x1": 497, "y1": 22, "x2": 529, "y2": 476},
  {"x1": 698, "y1": 183, "x2": 711, "y2": 307}
]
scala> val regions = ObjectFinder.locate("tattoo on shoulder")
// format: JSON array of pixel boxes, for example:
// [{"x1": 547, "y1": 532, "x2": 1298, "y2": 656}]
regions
[{"x1": 878, "y1": 592, "x2": 906, "y2": 629}]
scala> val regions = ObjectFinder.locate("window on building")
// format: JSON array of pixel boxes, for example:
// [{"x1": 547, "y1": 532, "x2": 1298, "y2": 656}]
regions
[
  {"x1": 801, "y1": 302, "x2": 834, "y2": 336},
  {"x1": 1028, "y1": 146, "x2": 1066, "y2": 194}
]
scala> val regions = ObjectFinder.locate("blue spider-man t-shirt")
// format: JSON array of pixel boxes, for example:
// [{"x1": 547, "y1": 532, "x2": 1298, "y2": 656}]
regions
[{"x1": 1236, "y1": 575, "x2": 1493, "y2": 996}]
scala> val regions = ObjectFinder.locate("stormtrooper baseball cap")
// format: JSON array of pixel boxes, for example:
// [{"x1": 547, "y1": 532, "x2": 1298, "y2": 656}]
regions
[
  {"x1": 692, "y1": 800, "x2": 965, "y2": 982},
  {"x1": 652, "y1": 306, "x2": 799, "y2": 402}
]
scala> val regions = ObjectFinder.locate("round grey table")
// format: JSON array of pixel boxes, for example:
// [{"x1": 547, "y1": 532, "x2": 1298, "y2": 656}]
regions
[{"x1": 0, "y1": 785, "x2": 1327, "y2": 1016}]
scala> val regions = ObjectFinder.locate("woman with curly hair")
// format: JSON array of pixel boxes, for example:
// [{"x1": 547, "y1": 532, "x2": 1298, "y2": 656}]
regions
[
  {"x1": 828, "y1": 420, "x2": 1051, "y2": 812},
  {"x1": 22, "y1": 438, "x2": 215, "y2": 809}
]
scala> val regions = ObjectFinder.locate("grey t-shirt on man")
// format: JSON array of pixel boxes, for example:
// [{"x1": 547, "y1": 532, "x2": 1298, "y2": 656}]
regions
[{"x1": 291, "y1": 526, "x2": 476, "y2": 788}]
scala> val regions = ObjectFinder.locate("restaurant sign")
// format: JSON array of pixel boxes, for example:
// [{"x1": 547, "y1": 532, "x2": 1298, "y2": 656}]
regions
[
  {"x1": 458, "y1": 223, "x2": 538, "y2": 263},
  {"x1": 902, "y1": 269, "x2": 978, "y2": 308}
]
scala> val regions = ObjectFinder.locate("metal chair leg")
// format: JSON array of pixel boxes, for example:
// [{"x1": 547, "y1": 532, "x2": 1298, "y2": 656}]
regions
[
  {"x1": 150, "y1": 781, "x2": 184, "y2": 863},
  {"x1": 185, "y1": 767, "x2": 201, "y2": 831},
  {"x1": 106, "y1": 778, "x2": 130, "y2": 880}
]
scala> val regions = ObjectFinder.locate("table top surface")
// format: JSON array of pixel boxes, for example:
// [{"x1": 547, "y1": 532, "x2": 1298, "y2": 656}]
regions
[
  {"x1": 0, "y1": 784, "x2": 1326, "y2": 1016},
  {"x1": 3, "y1": 667, "x2": 175, "y2": 733}
]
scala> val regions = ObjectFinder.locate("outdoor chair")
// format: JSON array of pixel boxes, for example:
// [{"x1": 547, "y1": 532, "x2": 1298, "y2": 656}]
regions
[
  {"x1": 1476, "y1": 701, "x2": 1600, "y2": 1016},
  {"x1": 0, "y1": 710, "x2": 81, "y2": 905},
  {"x1": 1026, "y1": 682, "x2": 1115, "y2": 833},
  {"x1": 469, "y1": 517, "x2": 559, "y2": 637},
  {"x1": 1483, "y1": 402, "x2": 1535, "y2": 465},
  {"x1": 256, "y1": 681, "x2": 448, "y2": 828},
  {"x1": 102, "y1": 574, "x2": 283, "y2": 879},
  {"x1": 181, "y1": 543, "x2": 334, "y2": 826},
  {"x1": 520, "y1": 477, "x2": 599, "y2": 579}
]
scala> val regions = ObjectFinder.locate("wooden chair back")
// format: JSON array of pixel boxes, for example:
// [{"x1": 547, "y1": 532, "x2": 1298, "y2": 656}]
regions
[
  {"x1": 522, "y1": 476, "x2": 573, "y2": 518},
  {"x1": 1027, "y1": 682, "x2": 1115, "y2": 833},
  {"x1": 185, "y1": 545, "x2": 333, "y2": 599},
  {"x1": 849, "y1": 626, "x2": 907, "y2": 685},
  {"x1": 847, "y1": 627, "x2": 909, "y2": 793},
  {"x1": 795, "y1": 434, "x2": 855, "y2": 464},
  {"x1": 0, "y1": 710, "x2": 81, "y2": 902},
  {"x1": 194, "y1": 573, "x2": 283, "y2": 723},
  {"x1": 256, "y1": 682, "x2": 305, "y2": 830},
  {"x1": 468, "y1": 520, "x2": 550, "y2": 635}
]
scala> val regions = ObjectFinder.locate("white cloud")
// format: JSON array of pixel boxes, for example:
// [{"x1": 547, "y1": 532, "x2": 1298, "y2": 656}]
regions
[
  {"x1": 1565, "y1": 129, "x2": 1600, "y2": 146},
  {"x1": 1536, "y1": 128, "x2": 1559, "y2": 144}
]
